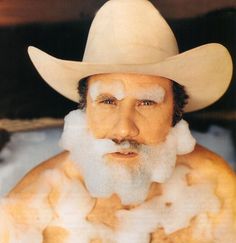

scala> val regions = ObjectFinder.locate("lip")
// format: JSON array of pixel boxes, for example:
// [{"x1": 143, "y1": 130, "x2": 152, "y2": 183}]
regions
[{"x1": 107, "y1": 151, "x2": 139, "y2": 159}]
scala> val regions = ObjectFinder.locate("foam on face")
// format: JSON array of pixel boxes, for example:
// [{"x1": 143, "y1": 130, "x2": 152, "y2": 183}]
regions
[
  {"x1": 60, "y1": 109, "x2": 196, "y2": 205},
  {"x1": 89, "y1": 80, "x2": 125, "y2": 101},
  {"x1": 89, "y1": 79, "x2": 166, "y2": 104},
  {"x1": 129, "y1": 85, "x2": 165, "y2": 104}
]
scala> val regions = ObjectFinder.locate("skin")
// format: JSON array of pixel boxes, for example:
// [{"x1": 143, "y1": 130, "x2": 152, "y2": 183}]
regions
[
  {"x1": 86, "y1": 73, "x2": 174, "y2": 146},
  {"x1": 1, "y1": 73, "x2": 236, "y2": 243}
]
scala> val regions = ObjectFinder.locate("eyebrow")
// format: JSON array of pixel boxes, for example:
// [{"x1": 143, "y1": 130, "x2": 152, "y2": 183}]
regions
[
  {"x1": 130, "y1": 86, "x2": 165, "y2": 103},
  {"x1": 89, "y1": 80, "x2": 125, "y2": 101},
  {"x1": 89, "y1": 80, "x2": 165, "y2": 104},
  {"x1": 95, "y1": 94, "x2": 117, "y2": 102}
]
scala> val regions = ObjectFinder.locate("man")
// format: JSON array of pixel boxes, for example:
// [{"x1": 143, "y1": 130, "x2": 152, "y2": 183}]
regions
[{"x1": 0, "y1": 0, "x2": 235, "y2": 242}]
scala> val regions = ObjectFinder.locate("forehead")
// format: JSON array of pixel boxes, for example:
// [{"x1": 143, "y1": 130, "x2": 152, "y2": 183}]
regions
[{"x1": 87, "y1": 73, "x2": 172, "y2": 98}]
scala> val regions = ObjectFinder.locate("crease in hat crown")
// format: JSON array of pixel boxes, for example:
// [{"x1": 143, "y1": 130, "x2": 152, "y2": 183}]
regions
[
  {"x1": 27, "y1": 0, "x2": 233, "y2": 112},
  {"x1": 82, "y1": 0, "x2": 179, "y2": 64}
]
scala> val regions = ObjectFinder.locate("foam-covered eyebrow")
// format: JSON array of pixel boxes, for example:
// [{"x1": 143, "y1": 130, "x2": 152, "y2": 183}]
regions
[
  {"x1": 89, "y1": 80, "x2": 125, "y2": 101},
  {"x1": 130, "y1": 85, "x2": 165, "y2": 103},
  {"x1": 89, "y1": 80, "x2": 165, "y2": 103}
]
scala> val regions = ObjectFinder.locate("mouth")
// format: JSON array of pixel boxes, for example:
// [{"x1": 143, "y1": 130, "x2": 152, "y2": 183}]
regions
[{"x1": 106, "y1": 151, "x2": 139, "y2": 159}]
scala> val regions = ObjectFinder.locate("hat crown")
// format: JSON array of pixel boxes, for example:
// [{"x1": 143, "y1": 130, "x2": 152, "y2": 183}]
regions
[{"x1": 83, "y1": 0, "x2": 179, "y2": 64}]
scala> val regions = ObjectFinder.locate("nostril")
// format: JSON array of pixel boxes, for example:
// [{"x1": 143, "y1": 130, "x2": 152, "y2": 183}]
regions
[
  {"x1": 112, "y1": 138, "x2": 125, "y2": 144},
  {"x1": 112, "y1": 138, "x2": 119, "y2": 144}
]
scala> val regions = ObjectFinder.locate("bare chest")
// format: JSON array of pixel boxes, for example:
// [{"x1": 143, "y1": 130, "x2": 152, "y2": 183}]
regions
[{"x1": 45, "y1": 165, "x2": 220, "y2": 243}]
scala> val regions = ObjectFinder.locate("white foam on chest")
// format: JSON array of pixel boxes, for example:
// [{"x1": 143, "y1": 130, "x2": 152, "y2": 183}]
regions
[
  {"x1": 45, "y1": 165, "x2": 220, "y2": 242},
  {"x1": 115, "y1": 165, "x2": 220, "y2": 242}
]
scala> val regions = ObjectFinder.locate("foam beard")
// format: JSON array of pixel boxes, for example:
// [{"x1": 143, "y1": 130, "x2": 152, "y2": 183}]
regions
[{"x1": 59, "y1": 110, "x2": 196, "y2": 205}]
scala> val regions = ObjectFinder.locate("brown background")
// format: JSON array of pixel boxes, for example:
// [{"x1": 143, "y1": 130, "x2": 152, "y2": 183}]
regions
[
  {"x1": 0, "y1": 0, "x2": 235, "y2": 148},
  {"x1": 0, "y1": 0, "x2": 235, "y2": 26}
]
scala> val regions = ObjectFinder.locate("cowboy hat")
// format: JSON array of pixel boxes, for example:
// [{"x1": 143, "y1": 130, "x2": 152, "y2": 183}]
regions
[{"x1": 28, "y1": 0, "x2": 233, "y2": 112}]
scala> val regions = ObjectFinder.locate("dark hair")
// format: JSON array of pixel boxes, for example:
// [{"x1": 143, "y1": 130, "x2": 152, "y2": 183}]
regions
[
  {"x1": 77, "y1": 78, "x2": 188, "y2": 126},
  {"x1": 77, "y1": 78, "x2": 88, "y2": 110},
  {"x1": 172, "y1": 81, "x2": 189, "y2": 126}
]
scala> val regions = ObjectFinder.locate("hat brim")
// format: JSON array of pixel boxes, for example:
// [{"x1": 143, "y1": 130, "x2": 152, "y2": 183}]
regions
[{"x1": 28, "y1": 43, "x2": 232, "y2": 112}]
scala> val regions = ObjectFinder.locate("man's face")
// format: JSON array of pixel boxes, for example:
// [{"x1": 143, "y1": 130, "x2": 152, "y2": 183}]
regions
[
  {"x1": 86, "y1": 73, "x2": 174, "y2": 147},
  {"x1": 60, "y1": 73, "x2": 195, "y2": 204}
]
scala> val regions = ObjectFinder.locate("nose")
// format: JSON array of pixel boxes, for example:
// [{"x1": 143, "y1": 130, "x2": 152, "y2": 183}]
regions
[{"x1": 110, "y1": 108, "x2": 139, "y2": 142}]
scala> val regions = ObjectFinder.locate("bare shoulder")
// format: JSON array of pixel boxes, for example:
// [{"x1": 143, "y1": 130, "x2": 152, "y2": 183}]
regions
[
  {"x1": 177, "y1": 143, "x2": 236, "y2": 201},
  {"x1": 175, "y1": 144, "x2": 236, "y2": 240},
  {"x1": 8, "y1": 151, "x2": 80, "y2": 195},
  {"x1": 177, "y1": 143, "x2": 235, "y2": 177}
]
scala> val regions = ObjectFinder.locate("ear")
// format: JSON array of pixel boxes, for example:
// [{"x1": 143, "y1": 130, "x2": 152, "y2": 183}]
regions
[{"x1": 174, "y1": 120, "x2": 196, "y2": 155}]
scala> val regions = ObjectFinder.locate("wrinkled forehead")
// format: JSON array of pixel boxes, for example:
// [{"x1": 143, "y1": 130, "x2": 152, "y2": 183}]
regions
[{"x1": 88, "y1": 78, "x2": 167, "y2": 102}]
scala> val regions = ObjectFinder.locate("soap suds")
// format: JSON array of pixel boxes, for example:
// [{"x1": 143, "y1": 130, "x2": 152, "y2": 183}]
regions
[
  {"x1": 89, "y1": 80, "x2": 125, "y2": 101},
  {"x1": 114, "y1": 165, "x2": 221, "y2": 242},
  {"x1": 60, "y1": 109, "x2": 196, "y2": 205},
  {"x1": 129, "y1": 85, "x2": 165, "y2": 104},
  {"x1": 89, "y1": 79, "x2": 165, "y2": 104},
  {"x1": 0, "y1": 164, "x2": 229, "y2": 243}
]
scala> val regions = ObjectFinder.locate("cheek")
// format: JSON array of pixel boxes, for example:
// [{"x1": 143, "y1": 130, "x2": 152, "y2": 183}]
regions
[
  {"x1": 86, "y1": 104, "x2": 118, "y2": 138},
  {"x1": 136, "y1": 106, "x2": 173, "y2": 144}
]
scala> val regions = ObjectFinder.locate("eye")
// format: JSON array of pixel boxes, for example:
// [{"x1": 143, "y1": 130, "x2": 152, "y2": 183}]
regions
[
  {"x1": 137, "y1": 100, "x2": 156, "y2": 106},
  {"x1": 100, "y1": 98, "x2": 117, "y2": 105}
]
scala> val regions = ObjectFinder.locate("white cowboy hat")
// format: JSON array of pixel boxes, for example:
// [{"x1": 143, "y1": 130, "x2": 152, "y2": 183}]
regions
[{"x1": 28, "y1": 0, "x2": 233, "y2": 112}]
